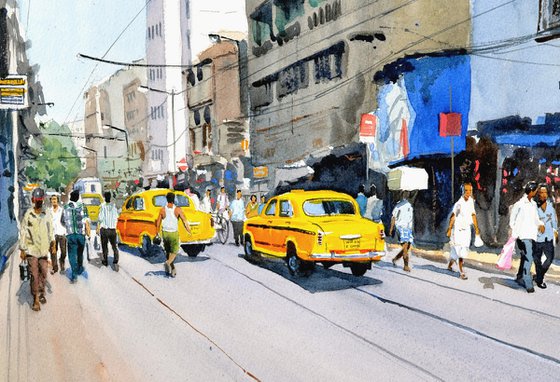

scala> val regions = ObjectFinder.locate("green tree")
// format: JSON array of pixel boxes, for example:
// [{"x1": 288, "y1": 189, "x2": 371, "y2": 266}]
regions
[{"x1": 24, "y1": 120, "x2": 81, "y2": 190}]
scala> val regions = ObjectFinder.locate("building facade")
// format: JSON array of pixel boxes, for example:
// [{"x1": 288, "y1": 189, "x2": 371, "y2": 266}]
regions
[
  {"x1": 83, "y1": 63, "x2": 147, "y2": 190},
  {"x1": 246, "y1": 0, "x2": 471, "y2": 190},
  {"x1": 185, "y1": 37, "x2": 249, "y2": 192},
  {"x1": 0, "y1": 0, "x2": 44, "y2": 257},
  {"x1": 145, "y1": 0, "x2": 189, "y2": 177}
]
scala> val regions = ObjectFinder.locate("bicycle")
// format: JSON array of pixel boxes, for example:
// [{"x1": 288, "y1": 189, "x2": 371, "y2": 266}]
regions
[{"x1": 212, "y1": 209, "x2": 230, "y2": 244}]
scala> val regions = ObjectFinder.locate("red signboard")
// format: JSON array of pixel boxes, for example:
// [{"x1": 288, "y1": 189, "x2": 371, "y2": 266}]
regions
[
  {"x1": 439, "y1": 112, "x2": 462, "y2": 137},
  {"x1": 359, "y1": 114, "x2": 377, "y2": 142}
]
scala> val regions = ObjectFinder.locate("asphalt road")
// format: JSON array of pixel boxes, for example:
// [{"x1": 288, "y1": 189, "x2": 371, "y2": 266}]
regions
[{"x1": 1, "y1": 237, "x2": 559, "y2": 381}]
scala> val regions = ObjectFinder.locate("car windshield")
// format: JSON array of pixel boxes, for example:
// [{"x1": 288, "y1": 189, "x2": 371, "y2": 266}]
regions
[
  {"x1": 303, "y1": 199, "x2": 356, "y2": 216},
  {"x1": 82, "y1": 197, "x2": 101, "y2": 206},
  {"x1": 153, "y1": 194, "x2": 190, "y2": 208}
]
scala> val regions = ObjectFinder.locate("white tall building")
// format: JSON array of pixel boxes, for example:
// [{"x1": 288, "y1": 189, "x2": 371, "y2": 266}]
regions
[
  {"x1": 146, "y1": 0, "x2": 189, "y2": 176},
  {"x1": 146, "y1": 0, "x2": 247, "y2": 176}
]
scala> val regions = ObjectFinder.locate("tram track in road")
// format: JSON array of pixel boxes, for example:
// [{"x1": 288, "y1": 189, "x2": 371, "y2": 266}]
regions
[
  {"x1": 208, "y1": 252, "x2": 560, "y2": 374},
  {"x1": 371, "y1": 263, "x2": 560, "y2": 322},
  {"x1": 123, "y1": 267, "x2": 261, "y2": 382},
  {"x1": 208, "y1": 255, "x2": 444, "y2": 382}
]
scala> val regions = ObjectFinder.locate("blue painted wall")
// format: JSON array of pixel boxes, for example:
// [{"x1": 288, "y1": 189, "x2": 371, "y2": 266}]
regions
[
  {"x1": 0, "y1": 110, "x2": 18, "y2": 264},
  {"x1": 404, "y1": 55, "x2": 471, "y2": 159}
]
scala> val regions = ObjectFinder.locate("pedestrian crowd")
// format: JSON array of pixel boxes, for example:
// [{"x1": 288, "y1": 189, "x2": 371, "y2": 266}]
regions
[
  {"x1": 19, "y1": 188, "x2": 120, "y2": 311},
  {"x1": 355, "y1": 181, "x2": 557, "y2": 291},
  {"x1": 17, "y1": 180, "x2": 557, "y2": 312}
]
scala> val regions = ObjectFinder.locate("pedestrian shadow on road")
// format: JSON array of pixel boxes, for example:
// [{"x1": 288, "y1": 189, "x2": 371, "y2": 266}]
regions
[
  {"x1": 122, "y1": 245, "x2": 210, "y2": 266},
  {"x1": 240, "y1": 254, "x2": 382, "y2": 293},
  {"x1": 478, "y1": 276, "x2": 525, "y2": 290},
  {"x1": 15, "y1": 280, "x2": 52, "y2": 308},
  {"x1": 413, "y1": 264, "x2": 459, "y2": 277}
]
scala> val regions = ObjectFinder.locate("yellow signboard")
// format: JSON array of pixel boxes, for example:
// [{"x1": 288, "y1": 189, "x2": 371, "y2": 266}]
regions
[
  {"x1": 0, "y1": 75, "x2": 28, "y2": 109},
  {"x1": 253, "y1": 166, "x2": 268, "y2": 179}
]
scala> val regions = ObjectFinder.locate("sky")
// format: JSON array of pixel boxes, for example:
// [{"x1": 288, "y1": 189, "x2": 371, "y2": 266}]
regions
[{"x1": 18, "y1": 0, "x2": 147, "y2": 124}]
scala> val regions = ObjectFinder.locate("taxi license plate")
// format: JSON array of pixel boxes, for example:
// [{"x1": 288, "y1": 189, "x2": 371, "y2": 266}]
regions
[{"x1": 343, "y1": 238, "x2": 360, "y2": 250}]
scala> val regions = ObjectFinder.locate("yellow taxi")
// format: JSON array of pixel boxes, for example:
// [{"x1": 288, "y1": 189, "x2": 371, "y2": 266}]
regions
[
  {"x1": 243, "y1": 190, "x2": 386, "y2": 276},
  {"x1": 81, "y1": 193, "x2": 104, "y2": 223},
  {"x1": 116, "y1": 189, "x2": 215, "y2": 257}
]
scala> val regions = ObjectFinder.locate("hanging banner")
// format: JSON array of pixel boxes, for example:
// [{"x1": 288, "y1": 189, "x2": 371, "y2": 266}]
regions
[
  {"x1": 359, "y1": 113, "x2": 377, "y2": 143},
  {"x1": 439, "y1": 112, "x2": 462, "y2": 137}
]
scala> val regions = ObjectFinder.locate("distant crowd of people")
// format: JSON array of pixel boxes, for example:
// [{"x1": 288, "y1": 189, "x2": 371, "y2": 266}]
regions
[{"x1": 355, "y1": 181, "x2": 557, "y2": 292}]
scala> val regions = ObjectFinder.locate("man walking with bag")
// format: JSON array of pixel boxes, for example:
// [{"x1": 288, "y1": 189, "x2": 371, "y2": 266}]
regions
[
  {"x1": 389, "y1": 192, "x2": 414, "y2": 272},
  {"x1": 156, "y1": 192, "x2": 191, "y2": 277},
  {"x1": 19, "y1": 188, "x2": 54, "y2": 311},
  {"x1": 446, "y1": 183, "x2": 481, "y2": 280}
]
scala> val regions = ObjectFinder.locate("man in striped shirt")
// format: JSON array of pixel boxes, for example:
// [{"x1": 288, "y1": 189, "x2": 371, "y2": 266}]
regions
[
  {"x1": 62, "y1": 190, "x2": 91, "y2": 283},
  {"x1": 98, "y1": 191, "x2": 120, "y2": 271}
]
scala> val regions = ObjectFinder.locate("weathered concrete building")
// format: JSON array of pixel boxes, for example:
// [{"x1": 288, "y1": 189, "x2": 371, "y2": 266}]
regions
[
  {"x1": 185, "y1": 35, "x2": 249, "y2": 191},
  {"x1": 83, "y1": 63, "x2": 147, "y2": 190},
  {"x1": 246, "y1": 0, "x2": 471, "y2": 191}
]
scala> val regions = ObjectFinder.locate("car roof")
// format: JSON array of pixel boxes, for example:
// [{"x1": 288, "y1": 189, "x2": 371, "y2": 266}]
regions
[
  {"x1": 274, "y1": 189, "x2": 353, "y2": 201},
  {"x1": 129, "y1": 188, "x2": 187, "y2": 198}
]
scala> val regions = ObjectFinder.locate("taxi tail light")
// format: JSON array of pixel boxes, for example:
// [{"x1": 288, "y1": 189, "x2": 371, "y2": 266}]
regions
[
  {"x1": 379, "y1": 228, "x2": 385, "y2": 239},
  {"x1": 210, "y1": 216, "x2": 214, "y2": 228},
  {"x1": 317, "y1": 232, "x2": 324, "y2": 245}
]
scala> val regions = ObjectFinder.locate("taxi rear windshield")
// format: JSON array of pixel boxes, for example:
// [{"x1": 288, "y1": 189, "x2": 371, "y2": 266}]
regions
[
  {"x1": 153, "y1": 194, "x2": 190, "y2": 207},
  {"x1": 303, "y1": 199, "x2": 355, "y2": 216},
  {"x1": 82, "y1": 197, "x2": 101, "y2": 206}
]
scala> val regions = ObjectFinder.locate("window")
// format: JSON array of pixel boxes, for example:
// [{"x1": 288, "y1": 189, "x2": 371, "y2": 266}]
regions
[
  {"x1": 153, "y1": 194, "x2": 190, "y2": 207},
  {"x1": 104, "y1": 146, "x2": 107, "y2": 159},
  {"x1": 125, "y1": 197, "x2": 134, "y2": 210},
  {"x1": 279, "y1": 200, "x2": 293, "y2": 217},
  {"x1": 303, "y1": 199, "x2": 355, "y2": 216},
  {"x1": 193, "y1": 109, "x2": 201, "y2": 125},
  {"x1": 147, "y1": 27, "x2": 151, "y2": 39},
  {"x1": 265, "y1": 200, "x2": 277, "y2": 216},
  {"x1": 250, "y1": 2, "x2": 273, "y2": 46},
  {"x1": 133, "y1": 197, "x2": 145, "y2": 211},
  {"x1": 159, "y1": 22, "x2": 162, "y2": 36}
]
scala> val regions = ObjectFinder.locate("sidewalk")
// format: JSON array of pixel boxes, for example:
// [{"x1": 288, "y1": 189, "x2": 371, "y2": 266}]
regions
[{"x1": 390, "y1": 243, "x2": 560, "y2": 285}]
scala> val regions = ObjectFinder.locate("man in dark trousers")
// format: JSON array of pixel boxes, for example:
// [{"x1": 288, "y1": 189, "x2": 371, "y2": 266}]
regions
[
  {"x1": 533, "y1": 184, "x2": 558, "y2": 289},
  {"x1": 62, "y1": 189, "x2": 91, "y2": 283},
  {"x1": 19, "y1": 188, "x2": 54, "y2": 311},
  {"x1": 98, "y1": 191, "x2": 120, "y2": 271}
]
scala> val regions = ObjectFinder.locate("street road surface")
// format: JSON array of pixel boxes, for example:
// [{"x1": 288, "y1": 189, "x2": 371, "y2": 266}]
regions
[{"x1": 1, "y1": 237, "x2": 559, "y2": 381}]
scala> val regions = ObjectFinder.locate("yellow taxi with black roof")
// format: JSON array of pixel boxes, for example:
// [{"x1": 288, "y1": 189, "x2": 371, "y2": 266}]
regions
[{"x1": 243, "y1": 189, "x2": 385, "y2": 276}]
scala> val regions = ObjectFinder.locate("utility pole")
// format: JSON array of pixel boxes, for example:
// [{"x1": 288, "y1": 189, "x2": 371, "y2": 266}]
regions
[{"x1": 172, "y1": 89, "x2": 176, "y2": 170}]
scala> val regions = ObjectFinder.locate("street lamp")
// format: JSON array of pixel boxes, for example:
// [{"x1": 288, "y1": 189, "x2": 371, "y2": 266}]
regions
[{"x1": 81, "y1": 146, "x2": 98, "y2": 176}]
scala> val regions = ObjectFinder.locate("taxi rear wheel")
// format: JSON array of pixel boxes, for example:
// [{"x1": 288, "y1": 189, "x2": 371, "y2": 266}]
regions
[
  {"x1": 244, "y1": 235, "x2": 258, "y2": 262},
  {"x1": 286, "y1": 244, "x2": 313, "y2": 277},
  {"x1": 182, "y1": 244, "x2": 204, "y2": 257},
  {"x1": 350, "y1": 263, "x2": 369, "y2": 277},
  {"x1": 139, "y1": 235, "x2": 152, "y2": 256}
]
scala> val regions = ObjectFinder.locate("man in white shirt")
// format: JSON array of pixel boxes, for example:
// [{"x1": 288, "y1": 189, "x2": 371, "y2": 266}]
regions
[
  {"x1": 446, "y1": 183, "x2": 480, "y2": 280},
  {"x1": 48, "y1": 194, "x2": 67, "y2": 274},
  {"x1": 97, "y1": 191, "x2": 120, "y2": 271},
  {"x1": 389, "y1": 193, "x2": 414, "y2": 272},
  {"x1": 533, "y1": 184, "x2": 557, "y2": 289},
  {"x1": 216, "y1": 186, "x2": 229, "y2": 214},
  {"x1": 185, "y1": 186, "x2": 200, "y2": 211},
  {"x1": 510, "y1": 181, "x2": 545, "y2": 293},
  {"x1": 229, "y1": 190, "x2": 245, "y2": 246},
  {"x1": 200, "y1": 188, "x2": 212, "y2": 213}
]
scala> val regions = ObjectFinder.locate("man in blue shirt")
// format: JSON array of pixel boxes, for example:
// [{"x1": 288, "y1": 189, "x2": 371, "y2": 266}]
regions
[
  {"x1": 230, "y1": 190, "x2": 245, "y2": 246},
  {"x1": 534, "y1": 184, "x2": 558, "y2": 289},
  {"x1": 355, "y1": 185, "x2": 367, "y2": 217}
]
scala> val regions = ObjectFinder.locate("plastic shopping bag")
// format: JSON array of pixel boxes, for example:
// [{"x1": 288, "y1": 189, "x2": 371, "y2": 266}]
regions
[{"x1": 496, "y1": 236, "x2": 516, "y2": 270}]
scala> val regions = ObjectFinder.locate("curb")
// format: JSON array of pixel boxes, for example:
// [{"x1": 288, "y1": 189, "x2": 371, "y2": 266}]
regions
[{"x1": 387, "y1": 244, "x2": 560, "y2": 286}]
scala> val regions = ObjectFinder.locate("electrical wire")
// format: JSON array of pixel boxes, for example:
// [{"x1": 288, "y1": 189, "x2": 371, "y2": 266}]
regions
[{"x1": 63, "y1": 0, "x2": 152, "y2": 125}]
